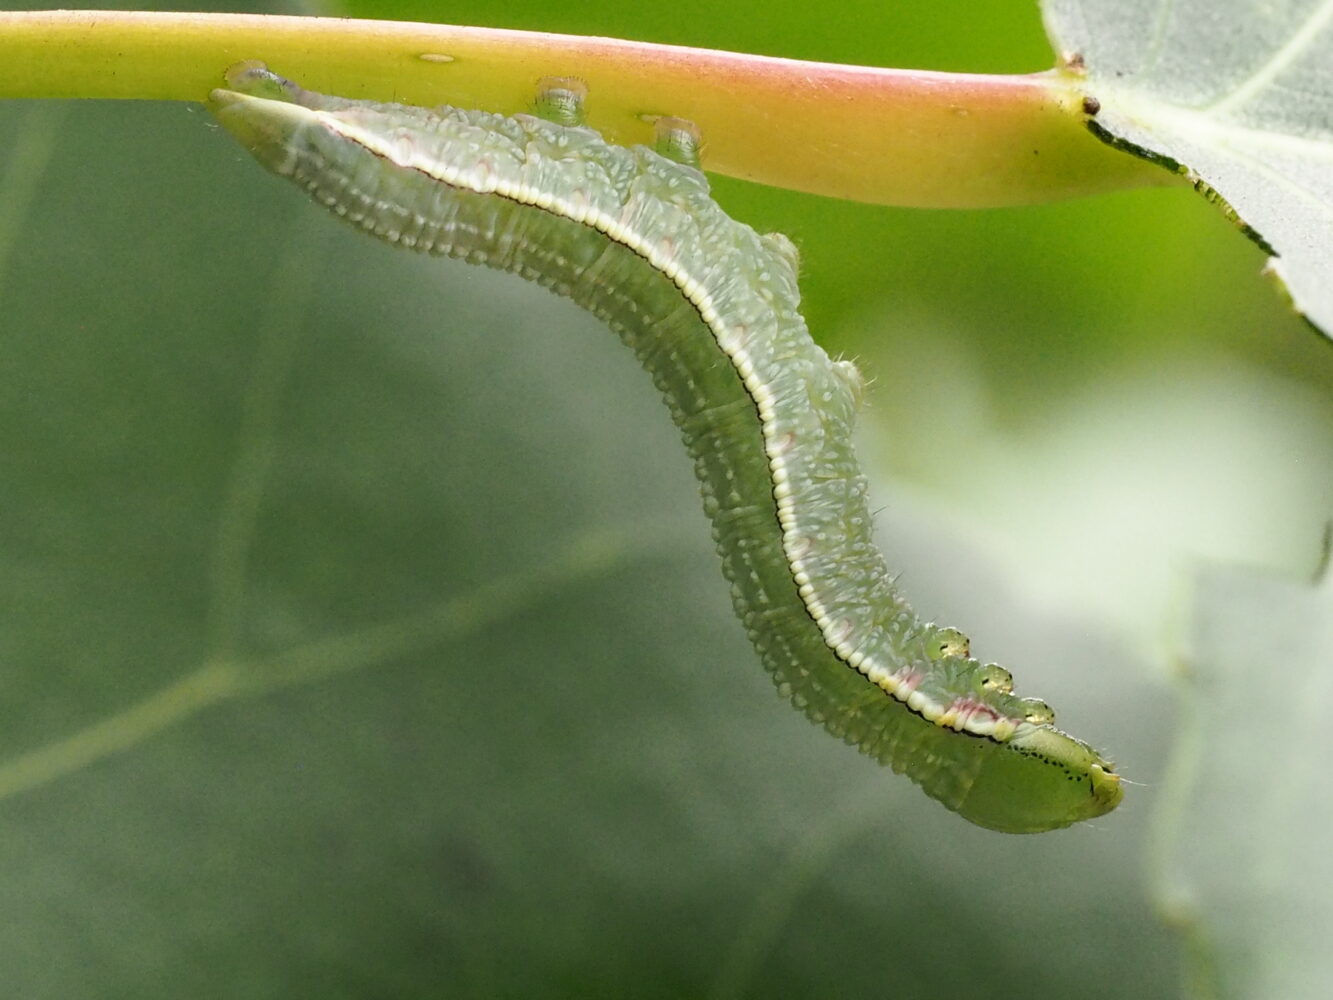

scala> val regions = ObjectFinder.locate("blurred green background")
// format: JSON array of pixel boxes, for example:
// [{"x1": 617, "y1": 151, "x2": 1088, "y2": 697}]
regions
[{"x1": 1, "y1": 0, "x2": 1329, "y2": 997}]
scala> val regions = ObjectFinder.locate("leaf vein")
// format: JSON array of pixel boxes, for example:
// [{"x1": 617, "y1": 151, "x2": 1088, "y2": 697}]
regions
[{"x1": 1204, "y1": 0, "x2": 1333, "y2": 116}]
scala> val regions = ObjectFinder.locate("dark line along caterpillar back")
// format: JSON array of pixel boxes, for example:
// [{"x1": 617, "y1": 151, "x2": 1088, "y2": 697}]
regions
[{"x1": 209, "y1": 63, "x2": 1122, "y2": 833}]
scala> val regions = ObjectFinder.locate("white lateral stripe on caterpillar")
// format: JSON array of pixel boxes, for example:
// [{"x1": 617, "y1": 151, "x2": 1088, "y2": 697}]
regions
[{"x1": 294, "y1": 105, "x2": 985, "y2": 728}]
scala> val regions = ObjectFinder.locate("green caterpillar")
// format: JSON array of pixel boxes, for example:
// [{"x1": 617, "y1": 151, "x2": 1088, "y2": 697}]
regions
[{"x1": 210, "y1": 62, "x2": 1122, "y2": 833}]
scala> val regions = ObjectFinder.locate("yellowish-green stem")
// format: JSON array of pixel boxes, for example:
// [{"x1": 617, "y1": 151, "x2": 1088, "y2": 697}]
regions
[{"x1": 0, "y1": 10, "x2": 1167, "y2": 207}]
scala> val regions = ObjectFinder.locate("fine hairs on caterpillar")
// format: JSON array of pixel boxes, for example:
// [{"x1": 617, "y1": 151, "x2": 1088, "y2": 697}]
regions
[{"x1": 210, "y1": 62, "x2": 1122, "y2": 833}]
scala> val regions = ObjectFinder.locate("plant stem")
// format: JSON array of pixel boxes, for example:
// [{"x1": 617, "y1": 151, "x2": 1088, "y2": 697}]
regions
[{"x1": 0, "y1": 9, "x2": 1167, "y2": 207}]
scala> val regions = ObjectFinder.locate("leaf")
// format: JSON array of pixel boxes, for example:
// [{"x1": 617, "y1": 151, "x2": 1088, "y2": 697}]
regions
[
  {"x1": 0, "y1": 96, "x2": 1175, "y2": 997},
  {"x1": 1043, "y1": 0, "x2": 1333, "y2": 338},
  {"x1": 1154, "y1": 559, "x2": 1333, "y2": 999}
]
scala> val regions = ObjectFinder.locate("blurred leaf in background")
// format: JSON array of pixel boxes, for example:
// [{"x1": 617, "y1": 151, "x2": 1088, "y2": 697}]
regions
[
  {"x1": 0, "y1": 0, "x2": 1328, "y2": 998},
  {"x1": 1155, "y1": 562, "x2": 1333, "y2": 1000}
]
